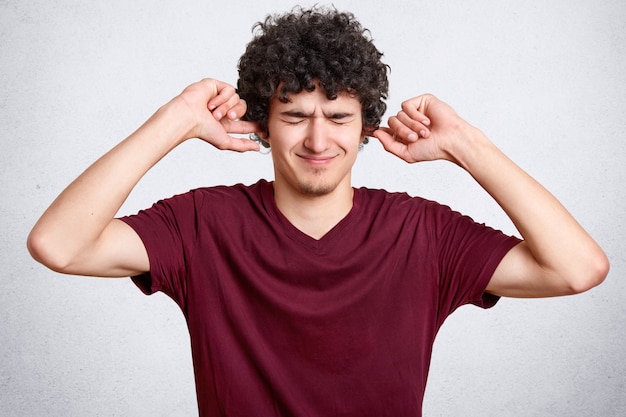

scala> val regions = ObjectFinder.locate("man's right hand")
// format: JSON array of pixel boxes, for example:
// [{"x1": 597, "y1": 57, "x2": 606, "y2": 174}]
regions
[{"x1": 171, "y1": 78, "x2": 261, "y2": 152}]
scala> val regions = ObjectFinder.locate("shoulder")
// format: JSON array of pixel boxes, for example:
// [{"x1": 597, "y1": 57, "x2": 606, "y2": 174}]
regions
[
  {"x1": 354, "y1": 187, "x2": 476, "y2": 239},
  {"x1": 125, "y1": 181, "x2": 269, "y2": 228},
  {"x1": 355, "y1": 186, "x2": 448, "y2": 216},
  {"x1": 171, "y1": 179, "x2": 269, "y2": 209}
]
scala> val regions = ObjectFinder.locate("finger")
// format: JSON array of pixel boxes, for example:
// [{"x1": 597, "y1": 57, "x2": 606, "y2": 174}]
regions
[
  {"x1": 387, "y1": 116, "x2": 422, "y2": 143},
  {"x1": 225, "y1": 99, "x2": 248, "y2": 121},
  {"x1": 207, "y1": 82, "x2": 237, "y2": 113},
  {"x1": 223, "y1": 136, "x2": 261, "y2": 153},
  {"x1": 401, "y1": 95, "x2": 433, "y2": 124},
  {"x1": 208, "y1": 125, "x2": 260, "y2": 152},
  {"x1": 221, "y1": 119, "x2": 261, "y2": 135},
  {"x1": 395, "y1": 112, "x2": 431, "y2": 139},
  {"x1": 372, "y1": 128, "x2": 413, "y2": 163},
  {"x1": 212, "y1": 93, "x2": 246, "y2": 121}
]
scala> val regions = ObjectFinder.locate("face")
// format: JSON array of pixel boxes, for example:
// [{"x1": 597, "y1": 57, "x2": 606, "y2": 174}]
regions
[{"x1": 266, "y1": 86, "x2": 365, "y2": 198}]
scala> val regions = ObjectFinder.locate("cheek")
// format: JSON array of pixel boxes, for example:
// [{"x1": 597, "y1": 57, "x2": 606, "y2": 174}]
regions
[{"x1": 344, "y1": 128, "x2": 366, "y2": 149}]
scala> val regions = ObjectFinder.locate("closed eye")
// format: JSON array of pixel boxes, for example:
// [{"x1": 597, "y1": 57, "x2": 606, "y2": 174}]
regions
[
  {"x1": 282, "y1": 118, "x2": 305, "y2": 125},
  {"x1": 279, "y1": 111, "x2": 356, "y2": 125},
  {"x1": 280, "y1": 111, "x2": 309, "y2": 125},
  {"x1": 328, "y1": 113, "x2": 355, "y2": 125}
]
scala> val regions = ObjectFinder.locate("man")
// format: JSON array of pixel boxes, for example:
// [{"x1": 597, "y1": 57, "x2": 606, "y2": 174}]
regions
[{"x1": 27, "y1": 6, "x2": 608, "y2": 417}]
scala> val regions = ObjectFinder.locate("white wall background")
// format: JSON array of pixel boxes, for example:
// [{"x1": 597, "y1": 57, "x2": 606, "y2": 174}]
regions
[{"x1": 1, "y1": 0, "x2": 624, "y2": 415}]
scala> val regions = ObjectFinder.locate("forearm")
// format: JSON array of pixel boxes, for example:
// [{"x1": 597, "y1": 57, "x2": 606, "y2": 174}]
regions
[
  {"x1": 454, "y1": 129, "x2": 609, "y2": 294},
  {"x1": 377, "y1": 93, "x2": 608, "y2": 296},
  {"x1": 28, "y1": 100, "x2": 190, "y2": 270}
]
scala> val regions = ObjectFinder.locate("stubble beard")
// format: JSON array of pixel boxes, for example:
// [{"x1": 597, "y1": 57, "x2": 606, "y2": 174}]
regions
[{"x1": 297, "y1": 167, "x2": 339, "y2": 196}]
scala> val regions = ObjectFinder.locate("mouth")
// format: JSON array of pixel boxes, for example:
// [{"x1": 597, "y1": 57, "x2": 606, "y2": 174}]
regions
[{"x1": 298, "y1": 154, "x2": 337, "y2": 166}]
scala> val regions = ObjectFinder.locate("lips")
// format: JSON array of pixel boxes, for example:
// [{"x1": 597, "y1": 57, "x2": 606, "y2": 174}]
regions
[{"x1": 298, "y1": 154, "x2": 337, "y2": 165}]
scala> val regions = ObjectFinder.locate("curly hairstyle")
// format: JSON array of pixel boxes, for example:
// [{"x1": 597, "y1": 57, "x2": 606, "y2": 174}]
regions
[{"x1": 237, "y1": 6, "x2": 389, "y2": 147}]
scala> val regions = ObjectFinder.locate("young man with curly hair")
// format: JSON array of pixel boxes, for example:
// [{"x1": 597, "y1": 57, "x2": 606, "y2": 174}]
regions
[{"x1": 28, "y1": 6, "x2": 608, "y2": 417}]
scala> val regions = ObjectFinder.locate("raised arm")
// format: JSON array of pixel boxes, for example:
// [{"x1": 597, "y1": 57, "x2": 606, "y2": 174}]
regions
[
  {"x1": 373, "y1": 94, "x2": 609, "y2": 298},
  {"x1": 27, "y1": 79, "x2": 260, "y2": 278}
]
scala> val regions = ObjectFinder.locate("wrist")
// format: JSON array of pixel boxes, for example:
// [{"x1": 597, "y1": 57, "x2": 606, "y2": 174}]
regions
[
  {"x1": 446, "y1": 125, "x2": 496, "y2": 171},
  {"x1": 151, "y1": 97, "x2": 198, "y2": 147}
]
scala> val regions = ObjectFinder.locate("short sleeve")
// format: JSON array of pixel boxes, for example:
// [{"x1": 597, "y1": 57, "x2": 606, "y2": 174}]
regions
[
  {"x1": 427, "y1": 201, "x2": 521, "y2": 321},
  {"x1": 119, "y1": 191, "x2": 200, "y2": 306}
]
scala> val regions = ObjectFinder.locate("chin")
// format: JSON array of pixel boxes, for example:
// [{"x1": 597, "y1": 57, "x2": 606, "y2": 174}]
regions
[{"x1": 297, "y1": 179, "x2": 339, "y2": 196}]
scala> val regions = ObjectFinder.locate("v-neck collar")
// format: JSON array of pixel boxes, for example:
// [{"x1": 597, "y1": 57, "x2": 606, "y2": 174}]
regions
[{"x1": 259, "y1": 180, "x2": 362, "y2": 254}]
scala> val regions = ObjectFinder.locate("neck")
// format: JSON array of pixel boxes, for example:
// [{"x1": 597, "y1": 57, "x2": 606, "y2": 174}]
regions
[{"x1": 273, "y1": 179, "x2": 354, "y2": 240}]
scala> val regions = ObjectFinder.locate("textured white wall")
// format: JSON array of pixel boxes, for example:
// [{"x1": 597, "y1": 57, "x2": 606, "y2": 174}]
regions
[{"x1": 2, "y1": 0, "x2": 624, "y2": 415}]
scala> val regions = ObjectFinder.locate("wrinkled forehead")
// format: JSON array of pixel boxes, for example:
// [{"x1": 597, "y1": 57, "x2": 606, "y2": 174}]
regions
[{"x1": 270, "y1": 85, "x2": 362, "y2": 114}]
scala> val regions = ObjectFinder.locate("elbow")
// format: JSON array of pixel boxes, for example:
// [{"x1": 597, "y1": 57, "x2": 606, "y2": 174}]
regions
[
  {"x1": 27, "y1": 227, "x2": 74, "y2": 274},
  {"x1": 567, "y1": 250, "x2": 610, "y2": 295}
]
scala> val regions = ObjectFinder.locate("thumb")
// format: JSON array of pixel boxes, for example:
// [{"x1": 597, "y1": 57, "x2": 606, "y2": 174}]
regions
[{"x1": 372, "y1": 127, "x2": 414, "y2": 163}]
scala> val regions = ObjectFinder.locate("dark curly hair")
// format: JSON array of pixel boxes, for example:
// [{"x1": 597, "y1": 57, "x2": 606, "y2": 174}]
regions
[{"x1": 237, "y1": 6, "x2": 389, "y2": 147}]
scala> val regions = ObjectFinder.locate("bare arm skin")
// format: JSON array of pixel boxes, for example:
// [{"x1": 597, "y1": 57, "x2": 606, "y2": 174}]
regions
[
  {"x1": 374, "y1": 94, "x2": 609, "y2": 298},
  {"x1": 27, "y1": 79, "x2": 260, "y2": 278}
]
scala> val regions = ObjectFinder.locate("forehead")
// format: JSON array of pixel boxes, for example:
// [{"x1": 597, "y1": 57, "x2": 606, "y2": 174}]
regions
[{"x1": 270, "y1": 87, "x2": 362, "y2": 113}]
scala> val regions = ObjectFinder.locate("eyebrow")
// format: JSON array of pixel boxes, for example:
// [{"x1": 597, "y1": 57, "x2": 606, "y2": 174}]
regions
[{"x1": 280, "y1": 110, "x2": 355, "y2": 119}]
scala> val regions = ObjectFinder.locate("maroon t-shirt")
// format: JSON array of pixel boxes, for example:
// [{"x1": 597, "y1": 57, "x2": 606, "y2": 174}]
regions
[{"x1": 121, "y1": 180, "x2": 520, "y2": 417}]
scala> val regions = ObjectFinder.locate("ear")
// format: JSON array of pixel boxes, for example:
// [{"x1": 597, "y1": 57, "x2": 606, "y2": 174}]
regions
[
  {"x1": 362, "y1": 124, "x2": 376, "y2": 134},
  {"x1": 258, "y1": 131, "x2": 271, "y2": 149},
  {"x1": 249, "y1": 132, "x2": 270, "y2": 148},
  {"x1": 361, "y1": 125, "x2": 376, "y2": 141}
]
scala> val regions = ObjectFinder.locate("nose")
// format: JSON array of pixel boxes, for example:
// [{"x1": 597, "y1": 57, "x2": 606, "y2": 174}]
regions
[{"x1": 303, "y1": 118, "x2": 330, "y2": 153}]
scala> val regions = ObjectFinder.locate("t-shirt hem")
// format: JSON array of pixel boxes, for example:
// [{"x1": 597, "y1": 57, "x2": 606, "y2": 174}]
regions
[
  {"x1": 118, "y1": 216, "x2": 158, "y2": 295},
  {"x1": 474, "y1": 235, "x2": 523, "y2": 308}
]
